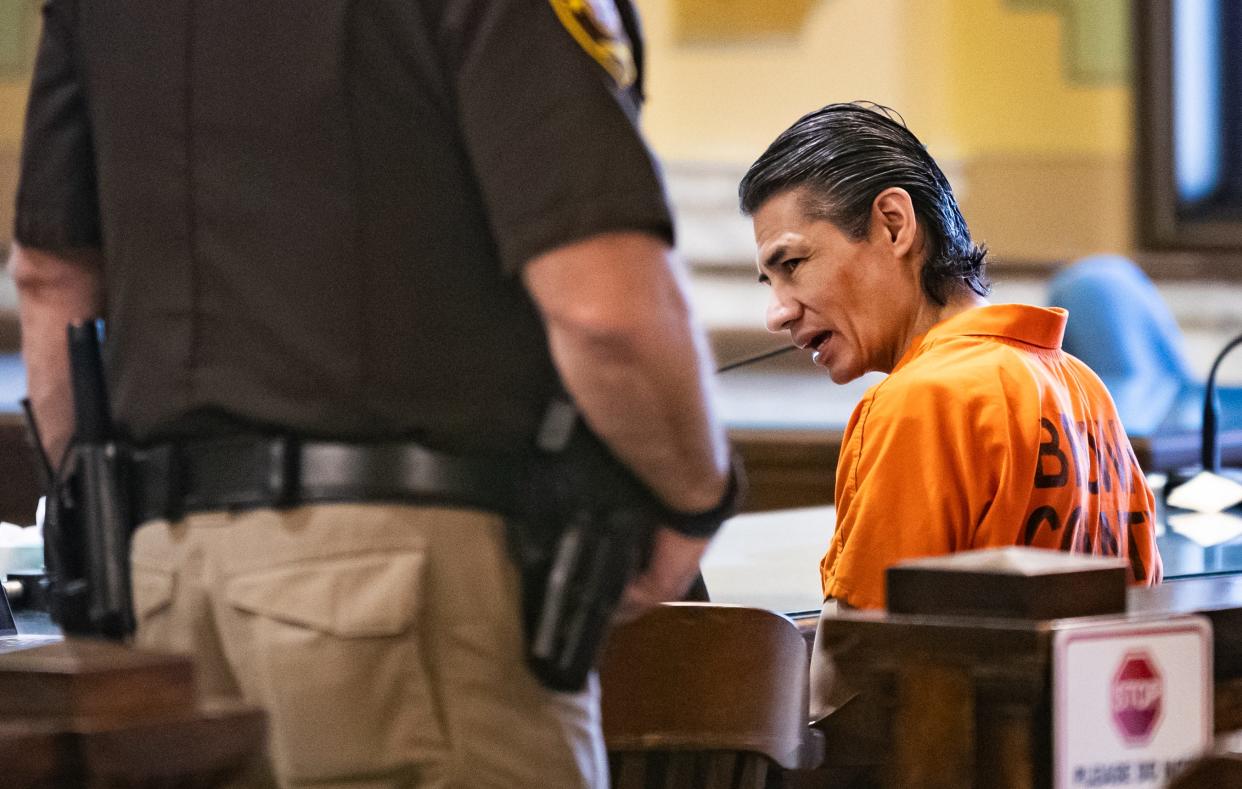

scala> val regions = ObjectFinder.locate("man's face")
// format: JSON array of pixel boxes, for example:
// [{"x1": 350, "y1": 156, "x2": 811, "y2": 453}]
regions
[{"x1": 752, "y1": 189, "x2": 924, "y2": 383}]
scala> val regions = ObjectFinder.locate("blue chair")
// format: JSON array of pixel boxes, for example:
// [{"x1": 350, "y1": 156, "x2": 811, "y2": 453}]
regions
[
  {"x1": 1048, "y1": 255, "x2": 1188, "y2": 435},
  {"x1": 1049, "y1": 255, "x2": 1193, "y2": 381},
  {"x1": 1047, "y1": 254, "x2": 1242, "y2": 460}
]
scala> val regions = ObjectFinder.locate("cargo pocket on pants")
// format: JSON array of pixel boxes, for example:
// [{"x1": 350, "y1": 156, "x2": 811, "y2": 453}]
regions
[
  {"x1": 224, "y1": 550, "x2": 444, "y2": 783},
  {"x1": 130, "y1": 561, "x2": 176, "y2": 636}
]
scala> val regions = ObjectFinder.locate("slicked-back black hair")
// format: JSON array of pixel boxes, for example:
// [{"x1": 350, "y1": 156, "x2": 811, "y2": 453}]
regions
[{"x1": 739, "y1": 102, "x2": 990, "y2": 306}]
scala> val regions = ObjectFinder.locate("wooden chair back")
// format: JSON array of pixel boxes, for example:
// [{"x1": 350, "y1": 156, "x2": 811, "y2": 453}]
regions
[{"x1": 600, "y1": 603, "x2": 821, "y2": 789}]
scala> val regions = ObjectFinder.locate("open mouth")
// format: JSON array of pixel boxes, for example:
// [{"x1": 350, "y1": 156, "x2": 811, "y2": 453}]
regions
[{"x1": 808, "y1": 331, "x2": 832, "y2": 364}]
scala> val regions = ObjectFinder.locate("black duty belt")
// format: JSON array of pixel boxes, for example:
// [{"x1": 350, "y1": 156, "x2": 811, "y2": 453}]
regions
[{"x1": 128, "y1": 436, "x2": 521, "y2": 524}]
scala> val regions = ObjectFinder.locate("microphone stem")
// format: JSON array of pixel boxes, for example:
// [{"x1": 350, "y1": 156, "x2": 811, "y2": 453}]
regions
[
  {"x1": 716, "y1": 345, "x2": 797, "y2": 374},
  {"x1": 1203, "y1": 332, "x2": 1242, "y2": 473}
]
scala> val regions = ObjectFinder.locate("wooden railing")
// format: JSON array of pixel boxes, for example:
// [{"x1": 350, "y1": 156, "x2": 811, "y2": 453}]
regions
[{"x1": 784, "y1": 553, "x2": 1242, "y2": 788}]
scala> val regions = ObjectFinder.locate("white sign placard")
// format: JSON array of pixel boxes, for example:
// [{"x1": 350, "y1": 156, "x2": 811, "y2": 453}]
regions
[{"x1": 1053, "y1": 616, "x2": 1212, "y2": 788}]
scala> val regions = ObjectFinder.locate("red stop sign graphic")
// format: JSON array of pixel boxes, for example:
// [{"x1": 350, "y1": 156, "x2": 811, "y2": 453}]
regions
[{"x1": 1111, "y1": 651, "x2": 1163, "y2": 745}]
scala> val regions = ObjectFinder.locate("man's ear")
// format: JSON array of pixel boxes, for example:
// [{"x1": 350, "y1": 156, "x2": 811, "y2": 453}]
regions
[{"x1": 870, "y1": 187, "x2": 919, "y2": 259}]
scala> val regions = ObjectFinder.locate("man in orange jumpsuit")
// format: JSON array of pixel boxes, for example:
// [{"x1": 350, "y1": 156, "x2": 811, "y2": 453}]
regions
[
  {"x1": 740, "y1": 102, "x2": 1162, "y2": 612},
  {"x1": 740, "y1": 101, "x2": 1162, "y2": 717}
]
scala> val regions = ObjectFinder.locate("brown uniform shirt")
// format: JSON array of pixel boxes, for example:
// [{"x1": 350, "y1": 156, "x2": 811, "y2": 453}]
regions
[{"x1": 15, "y1": 0, "x2": 672, "y2": 455}]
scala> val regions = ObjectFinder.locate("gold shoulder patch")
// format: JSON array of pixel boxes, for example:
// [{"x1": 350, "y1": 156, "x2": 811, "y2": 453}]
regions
[{"x1": 549, "y1": 0, "x2": 637, "y2": 89}]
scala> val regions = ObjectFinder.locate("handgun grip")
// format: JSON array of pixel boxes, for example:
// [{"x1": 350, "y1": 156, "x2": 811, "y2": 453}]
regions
[
  {"x1": 526, "y1": 509, "x2": 644, "y2": 692},
  {"x1": 67, "y1": 321, "x2": 112, "y2": 443},
  {"x1": 77, "y1": 443, "x2": 135, "y2": 639}
]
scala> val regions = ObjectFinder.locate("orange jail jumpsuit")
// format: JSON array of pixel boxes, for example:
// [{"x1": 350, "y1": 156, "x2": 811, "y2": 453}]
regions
[{"x1": 821, "y1": 304, "x2": 1163, "y2": 609}]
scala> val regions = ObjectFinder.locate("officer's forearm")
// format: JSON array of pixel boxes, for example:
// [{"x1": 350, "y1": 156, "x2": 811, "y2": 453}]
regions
[
  {"x1": 523, "y1": 232, "x2": 728, "y2": 513},
  {"x1": 9, "y1": 242, "x2": 105, "y2": 466}
]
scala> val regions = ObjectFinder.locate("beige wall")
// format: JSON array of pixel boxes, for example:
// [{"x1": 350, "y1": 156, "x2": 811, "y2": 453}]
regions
[
  {"x1": 0, "y1": 0, "x2": 41, "y2": 252},
  {"x1": 636, "y1": 0, "x2": 930, "y2": 163},
  {"x1": 1, "y1": 81, "x2": 30, "y2": 250},
  {"x1": 943, "y1": 0, "x2": 1133, "y2": 261},
  {"x1": 941, "y1": 0, "x2": 1130, "y2": 157},
  {"x1": 635, "y1": 0, "x2": 1134, "y2": 263}
]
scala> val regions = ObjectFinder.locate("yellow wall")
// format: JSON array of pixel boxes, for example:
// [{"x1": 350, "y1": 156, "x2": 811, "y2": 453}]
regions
[
  {"x1": 636, "y1": 0, "x2": 944, "y2": 163},
  {"x1": 1, "y1": 80, "x2": 31, "y2": 247},
  {"x1": 637, "y1": 0, "x2": 1130, "y2": 158},
  {"x1": 943, "y1": 0, "x2": 1131, "y2": 157},
  {"x1": 1, "y1": 0, "x2": 41, "y2": 249},
  {"x1": 0, "y1": 82, "x2": 28, "y2": 148},
  {"x1": 635, "y1": 0, "x2": 1135, "y2": 260}
]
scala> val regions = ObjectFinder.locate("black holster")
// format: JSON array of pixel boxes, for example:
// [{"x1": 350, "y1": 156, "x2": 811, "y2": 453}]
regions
[
  {"x1": 507, "y1": 400, "x2": 659, "y2": 693},
  {"x1": 39, "y1": 321, "x2": 137, "y2": 640},
  {"x1": 44, "y1": 440, "x2": 136, "y2": 639}
]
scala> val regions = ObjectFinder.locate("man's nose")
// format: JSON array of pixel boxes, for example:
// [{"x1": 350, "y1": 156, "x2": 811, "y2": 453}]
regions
[{"x1": 765, "y1": 291, "x2": 798, "y2": 333}]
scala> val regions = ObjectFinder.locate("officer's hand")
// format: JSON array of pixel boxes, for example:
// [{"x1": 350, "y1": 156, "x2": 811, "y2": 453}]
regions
[{"x1": 615, "y1": 528, "x2": 712, "y2": 622}]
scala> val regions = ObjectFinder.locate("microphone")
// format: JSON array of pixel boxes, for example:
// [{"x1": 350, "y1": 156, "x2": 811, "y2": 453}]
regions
[
  {"x1": 716, "y1": 344, "x2": 797, "y2": 374},
  {"x1": 1202, "y1": 332, "x2": 1242, "y2": 475}
]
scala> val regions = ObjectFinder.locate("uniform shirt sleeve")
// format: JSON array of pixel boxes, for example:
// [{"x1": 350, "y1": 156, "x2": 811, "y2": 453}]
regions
[
  {"x1": 439, "y1": 0, "x2": 673, "y2": 274},
  {"x1": 822, "y1": 374, "x2": 1008, "y2": 609},
  {"x1": 13, "y1": 0, "x2": 101, "y2": 249}
]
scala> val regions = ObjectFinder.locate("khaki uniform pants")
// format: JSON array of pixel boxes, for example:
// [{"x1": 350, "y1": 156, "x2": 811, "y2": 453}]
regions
[{"x1": 130, "y1": 503, "x2": 607, "y2": 788}]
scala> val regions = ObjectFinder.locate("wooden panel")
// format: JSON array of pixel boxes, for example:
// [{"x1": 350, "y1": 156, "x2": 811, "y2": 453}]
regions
[
  {"x1": 74, "y1": 705, "x2": 266, "y2": 786},
  {"x1": 730, "y1": 428, "x2": 839, "y2": 511},
  {"x1": 0, "y1": 722, "x2": 57, "y2": 789},
  {"x1": 610, "y1": 750, "x2": 770, "y2": 789},
  {"x1": 1168, "y1": 752, "x2": 1242, "y2": 788},
  {"x1": 1, "y1": 638, "x2": 266, "y2": 787},
  {"x1": 0, "y1": 639, "x2": 195, "y2": 725},
  {"x1": 0, "y1": 412, "x2": 42, "y2": 525},
  {"x1": 886, "y1": 548, "x2": 1128, "y2": 620},
  {"x1": 728, "y1": 422, "x2": 1242, "y2": 511},
  {"x1": 1214, "y1": 678, "x2": 1242, "y2": 734},
  {"x1": 893, "y1": 664, "x2": 976, "y2": 789}
]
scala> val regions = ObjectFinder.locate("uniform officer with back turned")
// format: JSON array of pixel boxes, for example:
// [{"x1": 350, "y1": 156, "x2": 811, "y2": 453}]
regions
[{"x1": 10, "y1": 1, "x2": 737, "y2": 786}]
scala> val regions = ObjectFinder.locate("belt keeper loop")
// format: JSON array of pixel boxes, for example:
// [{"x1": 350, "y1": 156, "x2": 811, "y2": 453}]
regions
[
  {"x1": 164, "y1": 444, "x2": 186, "y2": 522},
  {"x1": 268, "y1": 436, "x2": 301, "y2": 507},
  {"x1": 135, "y1": 443, "x2": 185, "y2": 523}
]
